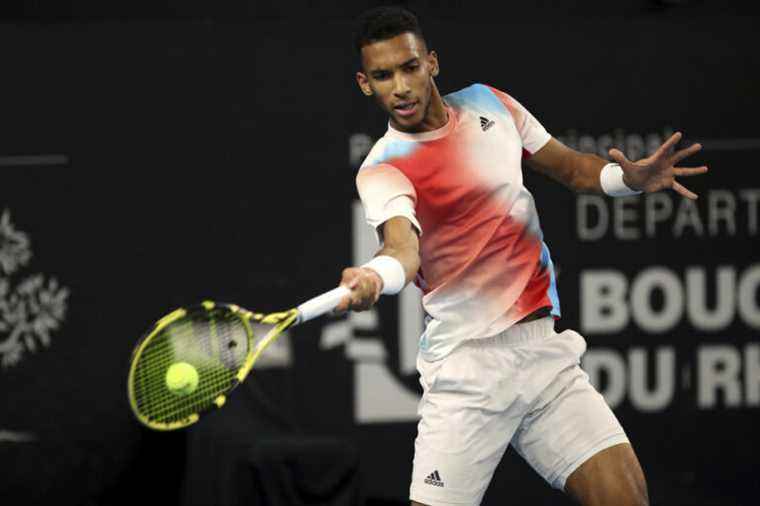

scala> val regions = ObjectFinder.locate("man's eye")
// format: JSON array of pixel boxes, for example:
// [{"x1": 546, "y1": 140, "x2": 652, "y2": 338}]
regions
[{"x1": 374, "y1": 72, "x2": 390, "y2": 80}]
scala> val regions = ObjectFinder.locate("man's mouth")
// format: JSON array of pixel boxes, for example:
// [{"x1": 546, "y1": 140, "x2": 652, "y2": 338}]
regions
[{"x1": 393, "y1": 101, "x2": 418, "y2": 118}]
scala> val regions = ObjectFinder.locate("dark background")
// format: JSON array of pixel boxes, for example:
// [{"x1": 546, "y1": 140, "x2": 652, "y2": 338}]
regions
[{"x1": 1, "y1": 1, "x2": 758, "y2": 505}]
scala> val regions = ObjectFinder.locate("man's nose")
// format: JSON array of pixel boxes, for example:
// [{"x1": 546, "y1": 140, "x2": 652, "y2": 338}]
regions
[{"x1": 393, "y1": 74, "x2": 411, "y2": 97}]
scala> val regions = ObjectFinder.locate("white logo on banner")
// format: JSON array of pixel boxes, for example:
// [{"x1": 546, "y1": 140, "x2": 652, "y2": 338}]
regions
[
  {"x1": 0, "y1": 209, "x2": 70, "y2": 369},
  {"x1": 321, "y1": 202, "x2": 422, "y2": 424},
  {"x1": 576, "y1": 189, "x2": 760, "y2": 410}
]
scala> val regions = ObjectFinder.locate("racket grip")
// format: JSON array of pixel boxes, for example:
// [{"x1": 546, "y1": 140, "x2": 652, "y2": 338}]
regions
[{"x1": 296, "y1": 285, "x2": 351, "y2": 324}]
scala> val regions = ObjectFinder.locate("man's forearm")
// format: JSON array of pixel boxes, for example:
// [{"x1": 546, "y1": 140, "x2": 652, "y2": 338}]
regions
[
  {"x1": 376, "y1": 244, "x2": 421, "y2": 286},
  {"x1": 569, "y1": 152, "x2": 609, "y2": 193},
  {"x1": 371, "y1": 216, "x2": 421, "y2": 289}
]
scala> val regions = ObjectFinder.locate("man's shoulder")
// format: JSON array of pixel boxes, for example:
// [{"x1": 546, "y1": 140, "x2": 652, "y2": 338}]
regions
[
  {"x1": 443, "y1": 82, "x2": 492, "y2": 100},
  {"x1": 359, "y1": 134, "x2": 416, "y2": 170},
  {"x1": 444, "y1": 83, "x2": 508, "y2": 115}
]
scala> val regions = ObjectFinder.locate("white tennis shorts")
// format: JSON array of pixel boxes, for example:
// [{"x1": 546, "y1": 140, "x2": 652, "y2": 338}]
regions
[{"x1": 409, "y1": 317, "x2": 629, "y2": 506}]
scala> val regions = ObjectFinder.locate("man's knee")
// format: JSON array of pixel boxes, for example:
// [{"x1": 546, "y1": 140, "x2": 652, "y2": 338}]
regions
[{"x1": 565, "y1": 442, "x2": 649, "y2": 506}]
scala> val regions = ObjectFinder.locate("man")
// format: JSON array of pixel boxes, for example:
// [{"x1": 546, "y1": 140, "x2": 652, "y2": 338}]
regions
[{"x1": 336, "y1": 6, "x2": 707, "y2": 506}]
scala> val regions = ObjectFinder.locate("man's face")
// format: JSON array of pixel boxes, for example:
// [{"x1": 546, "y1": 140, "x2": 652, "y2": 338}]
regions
[{"x1": 356, "y1": 32, "x2": 439, "y2": 132}]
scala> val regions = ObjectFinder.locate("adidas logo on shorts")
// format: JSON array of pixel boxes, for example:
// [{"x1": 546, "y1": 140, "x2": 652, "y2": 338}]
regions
[{"x1": 424, "y1": 470, "x2": 444, "y2": 487}]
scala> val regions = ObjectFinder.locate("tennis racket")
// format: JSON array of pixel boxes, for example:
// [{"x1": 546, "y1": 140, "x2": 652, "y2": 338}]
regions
[{"x1": 127, "y1": 285, "x2": 350, "y2": 431}]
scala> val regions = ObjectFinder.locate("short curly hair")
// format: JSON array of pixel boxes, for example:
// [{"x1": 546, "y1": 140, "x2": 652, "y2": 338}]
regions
[{"x1": 353, "y1": 6, "x2": 427, "y2": 53}]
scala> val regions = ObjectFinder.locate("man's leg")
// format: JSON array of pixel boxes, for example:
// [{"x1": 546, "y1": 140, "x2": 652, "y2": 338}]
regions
[
  {"x1": 510, "y1": 329, "x2": 639, "y2": 503},
  {"x1": 412, "y1": 444, "x2": 648, "y2": 506},
  {"x1": 409, "y1": 336, "x2": 530, "y2": 506},
  {"x1": 564, "y1": 442, "x2": 649, "y2": 506}
]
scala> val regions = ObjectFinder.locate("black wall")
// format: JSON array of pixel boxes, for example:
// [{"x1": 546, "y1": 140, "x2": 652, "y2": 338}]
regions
[{"x1": 1, "y1": 3, "x2": 758, "y2": 505}]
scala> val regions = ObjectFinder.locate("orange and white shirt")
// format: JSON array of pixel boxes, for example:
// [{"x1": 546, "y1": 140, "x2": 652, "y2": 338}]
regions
[{"x1": 357, "y1": 83, "x2": 560, "y2": 361}]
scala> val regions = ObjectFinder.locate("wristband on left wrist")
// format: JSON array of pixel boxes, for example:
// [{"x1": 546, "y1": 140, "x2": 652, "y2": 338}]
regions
[{"x1": 600, "y1": 163, "x2": 642, "y2": 197}]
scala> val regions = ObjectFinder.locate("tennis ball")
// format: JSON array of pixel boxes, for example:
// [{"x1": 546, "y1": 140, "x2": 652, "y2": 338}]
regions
[{"x1": 165, "y1": 362, "x2": 199, "y2": 396}]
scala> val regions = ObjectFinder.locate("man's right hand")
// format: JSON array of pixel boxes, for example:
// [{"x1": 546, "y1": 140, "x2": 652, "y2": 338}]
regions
[
  {"x1": 335, "y1": 216, "x2": 421, "y2": 314},
  {"x1": 335, "y1": 266, "x2": 384, "y2": 313}
]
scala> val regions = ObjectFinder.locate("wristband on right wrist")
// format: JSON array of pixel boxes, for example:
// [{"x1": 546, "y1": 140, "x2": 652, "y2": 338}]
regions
[{"x1": 361, "y1": 255, "x2": 406, "y2": 295}]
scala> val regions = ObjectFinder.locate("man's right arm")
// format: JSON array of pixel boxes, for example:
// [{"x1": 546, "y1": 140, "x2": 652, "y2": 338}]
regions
[
  {"x1": 336, "y1": 216, "x2": 420, "y2": 312},
  {"x1": 374, "y1": 216, "x2": 421, "y2": 284}
]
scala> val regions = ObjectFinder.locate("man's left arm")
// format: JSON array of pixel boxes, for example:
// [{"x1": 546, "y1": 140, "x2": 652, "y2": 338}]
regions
[{"x1": 526, "y1": 132, "x2": 708, "y2": 199}]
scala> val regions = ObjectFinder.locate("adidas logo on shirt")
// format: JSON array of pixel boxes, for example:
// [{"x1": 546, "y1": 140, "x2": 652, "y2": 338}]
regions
[
  {"x1": 480, "y1": 116, "x2": 495, "y2": 131},
  {"x1": 424, "y1": 470, "x2": 444, "y2": 487}
]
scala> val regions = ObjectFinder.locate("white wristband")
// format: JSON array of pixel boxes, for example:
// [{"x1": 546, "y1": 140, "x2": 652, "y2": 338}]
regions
[
  {"x1": 600, "y1": 163, "x2": 642, "y2": 197},
  {"x1": 361, "y1": 255, "x2": 406, "y2": 295}
]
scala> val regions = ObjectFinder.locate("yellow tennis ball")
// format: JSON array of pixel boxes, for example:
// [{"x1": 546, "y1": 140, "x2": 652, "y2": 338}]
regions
[{"x1": 165, "y1": 362, "x2": 199, "y2": 396}]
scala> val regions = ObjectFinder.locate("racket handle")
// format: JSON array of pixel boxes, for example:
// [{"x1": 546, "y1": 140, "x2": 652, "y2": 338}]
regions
[{"x1": 296, "y1": 285, "x2": 351, "y2": 324}]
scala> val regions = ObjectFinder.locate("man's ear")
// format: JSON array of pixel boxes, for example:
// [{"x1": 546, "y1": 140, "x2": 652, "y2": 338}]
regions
[
  {"x1": 356, "y1": 72, "x2": 373, "y2": 96},
  {"x1": 428, "y1": 50, "x2": 440, "y2": 77}
]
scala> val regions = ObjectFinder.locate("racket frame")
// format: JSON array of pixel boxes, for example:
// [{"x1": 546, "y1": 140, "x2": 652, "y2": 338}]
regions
[{"x1": 128, "y1": 285, "x2": 349, "y2": 431}]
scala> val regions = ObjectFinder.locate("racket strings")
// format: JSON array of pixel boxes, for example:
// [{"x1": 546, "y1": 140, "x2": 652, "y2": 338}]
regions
[{"x1": 131, "y1": 307, "x2": 252, "y2": 424}]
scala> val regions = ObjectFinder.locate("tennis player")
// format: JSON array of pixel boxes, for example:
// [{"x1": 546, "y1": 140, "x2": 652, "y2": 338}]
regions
[{"x1": 337, "y1": 7, "x2": 707, "y2": 506}]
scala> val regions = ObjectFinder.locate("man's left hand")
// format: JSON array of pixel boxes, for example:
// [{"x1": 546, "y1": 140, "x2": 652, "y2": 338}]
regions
[{"x1": 609, "y1": 131, "x2": 709, "y2": 200}]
